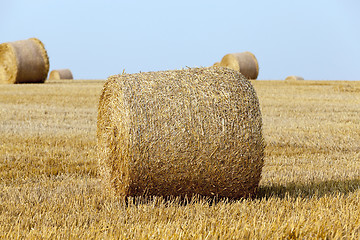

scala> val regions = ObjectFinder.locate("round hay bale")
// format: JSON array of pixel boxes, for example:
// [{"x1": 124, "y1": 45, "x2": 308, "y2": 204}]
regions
[
  {"x1": 219, "y1": 52, "x2": 259, "y2": 80},
  {"x1": 212, "y1": 62, "x2": 220, "y2": 67},
  {"x1": 49, "y1": 69, "x2": 73, "y2": 80},
  {"x1": 0, "y1": 38, "x2": 49, "y2": 84},
  {"x1": 285, "y1": 75, "x2": 304, "y2": 81},
  {"x1": 97, "y1": 67, "x2": 265, "y2": 199}
]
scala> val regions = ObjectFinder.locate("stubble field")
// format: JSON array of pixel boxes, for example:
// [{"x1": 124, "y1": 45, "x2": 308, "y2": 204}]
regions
[{"x1": 0, "y1": 78, "x2": 359, "y2": 239}]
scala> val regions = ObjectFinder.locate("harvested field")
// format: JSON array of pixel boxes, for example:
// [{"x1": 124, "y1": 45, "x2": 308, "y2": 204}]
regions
[{"x1": 0, "y1": 79, "x2": 360, "y2": 239}]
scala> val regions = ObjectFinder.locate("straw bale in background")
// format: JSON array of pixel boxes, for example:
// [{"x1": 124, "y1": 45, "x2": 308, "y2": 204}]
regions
[
  {"x1": 285, "y1": 75, "x2": 304, "y2": 81},
  {"x1": 0, "y1": 38, "x2": 49, "y2": 84},
  {"x1": 219, "y1": 52, "x2": 259, "y2": 80},
  {"x1": 49, "y1": 69, "x2": 73, "y2": 80}
]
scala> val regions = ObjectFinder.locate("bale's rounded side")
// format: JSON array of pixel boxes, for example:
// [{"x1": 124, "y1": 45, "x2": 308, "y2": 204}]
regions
[
  {"x1": 0, "y1": 38, "x2": 49, "y2": 84},
  {"x1": 49, "y1": 69, "x2": 73, "y2": 80},
  {"x1": 285, "y1": 75, "x2": 304, "y2": 81},
  {"x1": 97, "y1": 67, "x2": 265, "y2": 199},
  {"x1": 219, "y1": 52, "x2": 259, "y2": 80}
]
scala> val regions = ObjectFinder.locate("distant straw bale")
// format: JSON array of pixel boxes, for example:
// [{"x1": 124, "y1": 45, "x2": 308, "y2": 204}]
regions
[
  {"x1": 285, "y1": 75, "x2": 304, "y2": 81},
  {"x1": 219, "y1": 52, "x2": 259, "y2": 80},
  {"x1": 97, "y1": 67, "x2": 265, "y2": 199},
  {"x1": 49, "y1": 69, "x2": 73, "y2": 80},
  {"x1": 0, "y1": 38, "x2": 49, "y2": 84},
  {"x1": 212, "y1": 62, "x2": 220, "y2": 67}
]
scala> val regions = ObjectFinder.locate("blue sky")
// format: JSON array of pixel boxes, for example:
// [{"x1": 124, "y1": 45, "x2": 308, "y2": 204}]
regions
[{"x1": 1, "y1": 0, "x2": 359, "y2": 80}]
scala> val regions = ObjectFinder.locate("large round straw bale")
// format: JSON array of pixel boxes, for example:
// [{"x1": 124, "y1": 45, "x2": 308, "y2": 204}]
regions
[
  {"x1": 0, "y1": 38, "x2": 49, "y2": 84},
  {"x1": 219, "y1": 52, "x2": 259, "y2": 80},
  {"x1": 285, "y1": 75, "x2": 304, "y2": 81},
  {"x1": 97, "y1": 67, "x2": 265, "y2": 199},
  {"x1": 49, "y1": 69, "x2": 73, "y2": 80}
]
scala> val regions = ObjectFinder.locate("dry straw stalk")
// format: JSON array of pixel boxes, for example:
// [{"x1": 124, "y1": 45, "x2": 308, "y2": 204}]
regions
[
  {"x1": 219, "y1": 52, "x2": 259, "y2": 80},
  {"x1": 285, "y1": 75, "x2": 304, "y2": 81},
  {"x1": 49, "y1": 69, "x2": 73, "y2": 80},
  {"x1": 0, "y1": 38, "x2": 49, "y2": 84},
  {"x1": 97, "y1": 67, "x2": 265, "y2": 199}
]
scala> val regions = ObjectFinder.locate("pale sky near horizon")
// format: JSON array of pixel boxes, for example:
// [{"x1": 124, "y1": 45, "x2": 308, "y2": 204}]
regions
[{"x1": 1, "y1": 0, "x2": 359, "y2": 80}]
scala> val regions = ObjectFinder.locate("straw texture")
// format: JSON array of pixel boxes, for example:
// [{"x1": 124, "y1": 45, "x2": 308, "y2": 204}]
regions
[
  {"x1": 219, "y1": 52, "x2": 259, "y2": 80},
  {"x1": 97, "y1": 67, "x2": 265, "y2": 199},
  {"x1": 49, "y1": 69, "x2": 73, "y2": 80},
  {"x1": 0, "y1": 38, "x2": 49, "y2": 84},
  {"x1": 285, "y1": 75, "x2": 304, "y2": 81}
]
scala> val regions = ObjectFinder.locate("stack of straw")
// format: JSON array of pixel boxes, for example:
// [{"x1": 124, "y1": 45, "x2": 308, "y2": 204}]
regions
[
  {"x1": 97, "y1": 67, "x2": 265, "y2": 199},
  {"x1": 217, "y1": 51, "x2": 259, "y2": 80},
  {"x1": 0, "y1": 38, "x2": 49, "y2": 84},
  {"x1": 49, "y1": 69, "x2": 73, "y2": 80},
  {"x1": 285, "y1": 75, "x2": 304, "y2": 81}
]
